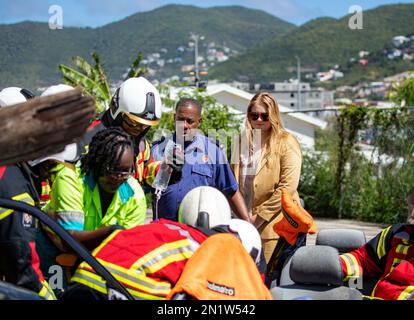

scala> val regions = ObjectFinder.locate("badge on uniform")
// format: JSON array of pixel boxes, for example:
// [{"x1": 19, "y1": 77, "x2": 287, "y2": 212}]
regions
[
  {"x1": 22, "y1": 213, "x2": 33, "y2": 228},
  {"x1": 202, "y1": 155, "x2": 209, "y2": 163}
]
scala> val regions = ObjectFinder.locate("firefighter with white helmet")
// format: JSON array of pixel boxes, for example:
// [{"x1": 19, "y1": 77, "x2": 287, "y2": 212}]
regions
[
  {"x1": 82, "y1": 77, "x2": 162, "y2": 189},
  {"x1": 108, "y1": 77, "x2": 162, "y2": 127},
  {"x1": 178, "y1": 186, "x2": 232, "y2": 228},
  {"x1": 177, "y1": 186, "x2": 263, "y2": 267}
]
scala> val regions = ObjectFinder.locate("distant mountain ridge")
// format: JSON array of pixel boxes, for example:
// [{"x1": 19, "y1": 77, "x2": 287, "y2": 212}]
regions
[
  {"x1": 208, "y1": 4, "x2": 414, "y2": 84},
  {"x1": 0, "y1": 4, "x2": 295, "y2": 89}
]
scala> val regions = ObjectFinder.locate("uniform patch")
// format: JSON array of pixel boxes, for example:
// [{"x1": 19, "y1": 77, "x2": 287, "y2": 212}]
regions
[{"x1": 22, "y1": 212, "x2": 34, "y2": 228}]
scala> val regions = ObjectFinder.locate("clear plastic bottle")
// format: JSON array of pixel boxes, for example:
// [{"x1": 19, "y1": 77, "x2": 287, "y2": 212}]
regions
[
  {"x1": 152, "y1": 139, "x2": 181, "y2": 192},
  {"x1": 152, "y1": 140, "x2": 182, "y2": 220}
]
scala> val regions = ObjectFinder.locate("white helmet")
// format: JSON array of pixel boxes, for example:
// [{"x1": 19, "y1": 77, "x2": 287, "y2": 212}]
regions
[
  {"x1": 41, "y1": 84, "x2": 74, "y2": 96},
  {"x1": 28, "y1": 143, "x2": 78, "y2": 167},
  {"x1": 220, "y1": 219, "x2": 262, "y2": 265},
  {"x1": 27, "y1": 84, "x2": 78, "y2": 166},
  {"x1": 178, "y1": 186, "x2": 232, "y2": 228},
  {"x1": 109, "y1": 77, "x2": 162, "y2": 126},
  {"x1": 0, "y1": 87, "x2": 34, "y2": 107}
]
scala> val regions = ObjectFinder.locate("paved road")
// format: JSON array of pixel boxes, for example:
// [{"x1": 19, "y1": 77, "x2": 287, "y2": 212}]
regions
[{"x1": 306, "y1": 218, "x2": 387, "y2": 245}]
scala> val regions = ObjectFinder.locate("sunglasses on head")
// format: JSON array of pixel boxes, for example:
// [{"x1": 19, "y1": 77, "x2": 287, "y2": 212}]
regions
[{"x1": 248, "y1": 112, "x2": 269, "y2": 122}]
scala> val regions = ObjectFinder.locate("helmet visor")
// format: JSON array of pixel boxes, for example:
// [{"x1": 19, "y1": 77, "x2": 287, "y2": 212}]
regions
[{"x1": 121, "y1": 112, "x2": 150, "y2": 135}]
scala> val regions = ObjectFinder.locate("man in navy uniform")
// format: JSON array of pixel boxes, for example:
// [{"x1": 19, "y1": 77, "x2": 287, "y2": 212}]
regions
[{"x1": 151, "y1": 98, "x2": 249, "y2": 222}]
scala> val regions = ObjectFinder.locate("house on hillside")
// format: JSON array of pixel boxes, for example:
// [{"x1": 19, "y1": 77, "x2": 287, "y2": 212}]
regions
[
  {"x1": 206, "y1": 84, "x2": 327, "y2": 150},
  {"x1": 392, "y1": 36, "x2": 410, "y2": 48}
]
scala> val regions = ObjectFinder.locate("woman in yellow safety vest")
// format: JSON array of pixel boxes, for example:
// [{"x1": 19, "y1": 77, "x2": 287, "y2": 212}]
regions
[{"x1": 37, "y1": 127, "x2": 147, "y2": 290}]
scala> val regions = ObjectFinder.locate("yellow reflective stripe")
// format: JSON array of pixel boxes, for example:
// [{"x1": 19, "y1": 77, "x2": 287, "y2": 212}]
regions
[
  {"x1": 78, "y1": 258, "x2": 171, "y2": 294},
  {"x1": 398, "y1": 286, "x2": 414, "y2": 300},
  {"x1": 91, "y1": 229, "x2": 123, "y2": 256},
  {"x1": 73, "y1": 270, "x2": 166, "y2": 300},
  {"x1": 131, "y1": 239, "x2": 191, "y2": 270},
  {"x1": 396, "y1": 244, "x2": 410, "y2": 255},
  {"x1": 72, "y1": 269, "x2": 108, "y2": 295},
  {"x1": 98, "y1": 260, "x2": 171, "y2": 294},
  {"x1": 349, "y1": 254, "x2": 361, "y2": 278},
  {"x1": 41, "y1": 184, "x2": 50, "y2": 196},
  {"x1": 38, "y1": 281, "x2": 56, "y2": 300},
  {"x1": 362, "y1": 295, "x2": 384, "y2": 300},
  {"x1": 0, "y1": 207, "x2": 13, "y2": 220},
  {"x1": 376, "y1": 226, "x2": 391, "y2": 259},
  {"x1": 144, "y1": 141, "x2": 151, "y2": 160},
  {"x1": 340, "y1": 253, "x2": 359, "y2": 281},
  {"x1": 142, "y1": 250, "x2": 194, "y2": 275},
  {"x1": 12, "y1": 192, "x2": 35, "y2": 206},
  {"x1": 0, "y1": 192, "x2": 35, "y2": 220},
  {"x1": 390, "y1": 258, "x2": 403, "y2": 272},
  {"x1": 75, "y1": 263, "x2": 170, "y2": 297}
]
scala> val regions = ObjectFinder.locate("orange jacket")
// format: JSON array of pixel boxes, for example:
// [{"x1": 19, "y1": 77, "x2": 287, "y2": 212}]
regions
[{"x1": 168, "y1": 233, "x2": 272, "y2": 300}]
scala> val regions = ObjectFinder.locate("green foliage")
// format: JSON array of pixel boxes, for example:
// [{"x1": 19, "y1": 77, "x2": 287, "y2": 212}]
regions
[
  {"x1": 299, "y1": 102, "x2": 414, "y2": 224},
  {"x1": 59, "y1": 51, "x2": 147, "y2": 113},
  {"x1": 59, "y1": 52, "x2": 112, "y2": 112},
  {"x1": 389, "y1": 73, "x2": 414, "y2": 107}
]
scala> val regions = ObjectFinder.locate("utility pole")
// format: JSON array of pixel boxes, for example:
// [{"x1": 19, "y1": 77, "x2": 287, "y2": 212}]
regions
[
  {"x1": 190, "y1": 33, "x2": 202, "y2": 88},
  {"x1": 295, "y1": 56, "x2": 301, "y2": 110}
]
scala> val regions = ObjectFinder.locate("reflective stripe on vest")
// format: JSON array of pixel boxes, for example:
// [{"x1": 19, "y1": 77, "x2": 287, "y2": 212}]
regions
[
  {"x1": 38, "y1": 280, "x2": 57, "y2": 300},
  {"x1": 74, "y1": 239, "x2": 195, "y2": 298},
  {"x1": 340, "y1": 253, "x2": 362, "y2": 282},
  {"x1": 72, "y1": 268, "x2": 165, "y2": 300},
  {"x1": 0, "y1": 192, "x2": 35, "y2": 220},
  {"x1": 377, "y1": 226, "x2": 392, "y2": 260},
  {"x1": 398, "y1": 285, "x2": 414, "y2": 300}
]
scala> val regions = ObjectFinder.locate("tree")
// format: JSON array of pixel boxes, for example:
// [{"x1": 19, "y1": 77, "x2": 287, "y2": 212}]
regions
[
  {"x1": 59, "y1": 51, "x2": 148, "y2": 113},
  {"x1": 301, "y1": 75, "x2": 414, "y2": 223}
]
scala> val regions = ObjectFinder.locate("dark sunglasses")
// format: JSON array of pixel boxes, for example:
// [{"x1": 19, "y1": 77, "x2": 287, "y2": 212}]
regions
[
  {"x1": 122, "y1": 113, "x2": 148, "y2": 130},
  {"x1": 248, "y1": 112, "x2": 269, "y2": 122}
]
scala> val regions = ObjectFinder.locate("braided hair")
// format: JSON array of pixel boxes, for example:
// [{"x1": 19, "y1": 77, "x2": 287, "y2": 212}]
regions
[{"x1": 80, "y1": 127, "x2": 134, "y2": 181}]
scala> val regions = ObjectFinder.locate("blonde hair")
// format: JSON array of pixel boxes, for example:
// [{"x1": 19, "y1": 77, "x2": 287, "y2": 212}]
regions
[{"x1": 245, "y1": 92, "x2": 291, "y2": 165}]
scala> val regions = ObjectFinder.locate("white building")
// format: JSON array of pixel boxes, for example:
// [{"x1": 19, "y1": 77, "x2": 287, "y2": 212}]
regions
[
  {"x1": 249, "y1": 82, "x2": 334, "y2": 111},
  {"x1": 206, "y1": 84, "x2": 327, "y2": 150},
  {"x1": 392, "y1": 36, "x2": 410, "y2": 47}
]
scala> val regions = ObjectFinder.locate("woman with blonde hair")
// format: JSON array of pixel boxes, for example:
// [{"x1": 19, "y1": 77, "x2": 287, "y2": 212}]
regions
[{"x1": 232, "y1": 92, "x2": 302, "y2": 263}]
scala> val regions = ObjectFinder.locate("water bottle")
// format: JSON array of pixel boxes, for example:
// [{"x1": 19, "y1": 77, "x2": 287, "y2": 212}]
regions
[
  {"x1": 152, "y1": 161, "x2": 173, "y2": 192},
  {"x1": 152, "y1": 139, "x2": 180, "y2": 192}
]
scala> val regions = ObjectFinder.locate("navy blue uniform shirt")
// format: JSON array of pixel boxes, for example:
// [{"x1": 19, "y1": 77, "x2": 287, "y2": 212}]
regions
[{"x1": 151, "y1": 132, "x2": 238, "y2": 220}]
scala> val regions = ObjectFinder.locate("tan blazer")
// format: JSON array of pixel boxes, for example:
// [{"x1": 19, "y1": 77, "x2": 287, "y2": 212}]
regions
[{"x1": 232, "y1": 133, "x2": 302, "y2": 240}]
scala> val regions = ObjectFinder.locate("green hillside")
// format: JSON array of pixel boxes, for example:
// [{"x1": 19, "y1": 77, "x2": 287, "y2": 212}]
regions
[
  {"x1": 209, "y1": 4, "x2": 414, "y2": 83},
  {"x1": 0, "y1": 5, "x2": 295, "y2": 89}
]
